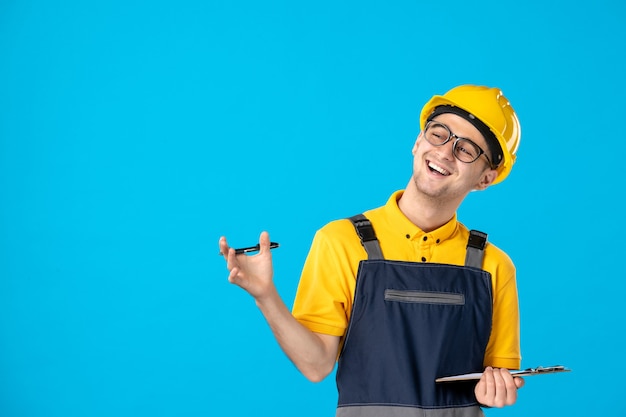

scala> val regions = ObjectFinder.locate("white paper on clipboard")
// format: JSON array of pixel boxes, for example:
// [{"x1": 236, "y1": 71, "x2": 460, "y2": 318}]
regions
[{"x1": 436, "y1": 365, "x2": 571, "y2": 382}]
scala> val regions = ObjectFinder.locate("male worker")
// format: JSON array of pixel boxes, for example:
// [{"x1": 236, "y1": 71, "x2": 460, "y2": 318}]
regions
[{"x1": 219, "y1": 85, "x2": 524, "y2": 416}]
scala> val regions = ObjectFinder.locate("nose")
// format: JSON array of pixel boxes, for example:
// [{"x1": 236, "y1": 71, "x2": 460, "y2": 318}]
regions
[{"x1": 435, "y1": 135, "x2": 457, "y2": 161}]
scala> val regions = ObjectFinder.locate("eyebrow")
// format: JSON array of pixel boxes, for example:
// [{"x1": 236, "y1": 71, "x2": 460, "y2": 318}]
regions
[{"x1": 430, "y1": 120, "x2": 483, "y2": 144}]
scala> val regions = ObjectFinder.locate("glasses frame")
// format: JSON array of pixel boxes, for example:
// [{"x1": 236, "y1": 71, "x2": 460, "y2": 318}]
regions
[{"x1": 423, "y1": 121, "x2": 494, "y2": 169}]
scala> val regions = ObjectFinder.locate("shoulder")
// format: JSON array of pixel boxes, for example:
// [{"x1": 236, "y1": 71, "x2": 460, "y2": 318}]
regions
[
  {"x1": 456, "y1": 222, "x2": 515, "y2": 278},
  {"x1": 309, "y1": 202, "x2": 390, "y2": 263},
  {"x1": 312, "y1": 217, "x2": 366, "y2": 259},
  {"x1": 485, "y1": 240, "x2": 515, "y2": 274}
]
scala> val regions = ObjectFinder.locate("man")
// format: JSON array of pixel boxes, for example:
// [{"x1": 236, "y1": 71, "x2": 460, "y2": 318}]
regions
[{"x1": 219, "y1": 85, "x2": 524, "y2": 416}]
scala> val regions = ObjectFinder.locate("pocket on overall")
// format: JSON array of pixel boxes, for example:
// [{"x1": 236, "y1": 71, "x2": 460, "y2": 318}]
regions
[{"x1": 384, "y1": 289, "x2": 465, "y2": 305}]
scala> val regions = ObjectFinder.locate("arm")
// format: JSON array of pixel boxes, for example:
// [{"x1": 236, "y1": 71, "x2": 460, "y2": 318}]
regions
[
  {"x1": 219, "y1": 232, "x2": 340, "y2": 382},
  {"x1": 477, "y1": 248, "x2": 523, "y2": 407},
  {"x1": 474, "y1": 367, "x2": 525, "y2": 408}
]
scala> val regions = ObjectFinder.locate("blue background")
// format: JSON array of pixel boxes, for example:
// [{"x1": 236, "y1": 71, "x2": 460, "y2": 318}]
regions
[{"x1": 1, "y1": 1, "x2": 625, "y2": 416}]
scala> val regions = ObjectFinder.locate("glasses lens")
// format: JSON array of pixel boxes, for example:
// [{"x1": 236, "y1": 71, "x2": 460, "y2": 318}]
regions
[
  {"x1": 424, "y1": 123, "x2": 451, "y2": 145},
  {"x1": 453, "y1": 138, "x2": 482, "y2": 163}
]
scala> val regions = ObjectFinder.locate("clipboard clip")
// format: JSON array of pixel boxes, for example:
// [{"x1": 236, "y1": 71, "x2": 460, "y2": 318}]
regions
[{"x1": 513, "y1": 365, "x2": 571, "y2": 376}]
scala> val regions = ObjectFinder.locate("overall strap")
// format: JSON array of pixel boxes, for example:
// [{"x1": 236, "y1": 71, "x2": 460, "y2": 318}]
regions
[
  {"x1": 348, "y1": 214, "x2": 384, "y2": 260},
  {"x1": 465, "y1": 230, "x2": 488, "y2": 269},
  {"x1": 349, "y1": 214, "x2": 486, "y2": 267}
]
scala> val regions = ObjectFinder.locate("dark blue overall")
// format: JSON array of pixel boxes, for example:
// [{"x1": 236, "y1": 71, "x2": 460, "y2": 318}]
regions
[{"x1": 335, "y1": 215, "x2": 493, "y2": 417}]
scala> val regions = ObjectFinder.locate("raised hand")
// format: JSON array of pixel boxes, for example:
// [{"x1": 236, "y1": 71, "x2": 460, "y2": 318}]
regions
[{"x1": 219, "y1": 231, "x2": 276, "y2": 300}]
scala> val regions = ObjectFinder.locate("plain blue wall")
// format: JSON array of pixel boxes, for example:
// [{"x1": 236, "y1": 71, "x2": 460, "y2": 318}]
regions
[{"x1": 1, "y1": 1, "x2": 625, "y2": 416}]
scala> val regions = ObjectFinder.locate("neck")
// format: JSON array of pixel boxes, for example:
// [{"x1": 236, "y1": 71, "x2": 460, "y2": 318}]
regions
[{"x1": 398, "y1": 177, "x2": 462, "y2": 232}]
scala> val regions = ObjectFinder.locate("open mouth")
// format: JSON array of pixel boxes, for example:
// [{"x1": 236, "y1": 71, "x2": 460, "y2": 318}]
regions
[{"x1": 427, "y1": 161, "x2": 451, "y2": 176}]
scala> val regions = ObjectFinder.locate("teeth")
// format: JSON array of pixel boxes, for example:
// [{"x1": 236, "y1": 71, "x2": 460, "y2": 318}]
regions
[{"x1": 428, "y1": 162, "x2": 449, "y2": 176}]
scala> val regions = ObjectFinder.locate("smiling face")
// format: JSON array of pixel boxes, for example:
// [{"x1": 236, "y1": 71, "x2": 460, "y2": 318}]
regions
[{"x1": 410, "y1": 113, "x2": 498, "y2": 206}]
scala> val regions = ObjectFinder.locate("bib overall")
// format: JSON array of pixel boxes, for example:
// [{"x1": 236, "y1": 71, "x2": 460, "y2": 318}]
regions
[{"x1": 336, "y1": 215, "x2": 493, "y2": 417}]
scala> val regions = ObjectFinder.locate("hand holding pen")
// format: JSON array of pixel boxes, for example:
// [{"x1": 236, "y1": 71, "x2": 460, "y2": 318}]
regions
[
  {"x1": 218, "y1": 231, "x2": 278, "y2": 299},
  {"x1": 218, "y1": 241, "x2": 280, "y2": 255}
]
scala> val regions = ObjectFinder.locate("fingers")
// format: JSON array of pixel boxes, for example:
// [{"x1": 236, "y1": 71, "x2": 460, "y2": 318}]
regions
[
  {"x1": 219, "y1": 233, "x2": 272, "y2": 256},
  {"x1": 219, "y1": 234, "x2": 271, "y2": 286},
  {"x1": 218, "y1": 236, "x2": 239, "y2": 275},
  {"x1": 475, "y1": 367, "x2": 519, "y2": 408},
  {"x1": 219, "y1": 233, "x2": 275, "y2": 293},
  {"x1": 228, "y1": 265, "x2": 242, "y2": 284},
  {"x1": 499, "y1": 368, "x2": 518, "y2": 406},
  {"x1": 218, "y1": 236, "x2": 231, "y2": 258},
  {"x1": 477, "y1": 366, "x2": 495, "y2": 402},
  {"x1": 226, "y1": 245, "x2": 240, "y2": 274},
  {"x1": 258, "y1": 231, "x2": 271, "y2": 253}
]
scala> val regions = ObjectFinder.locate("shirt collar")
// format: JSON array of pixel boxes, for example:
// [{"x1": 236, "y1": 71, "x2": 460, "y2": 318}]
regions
[{"x1": 383, "y1": 190, "x2": 458, "y2": 243}]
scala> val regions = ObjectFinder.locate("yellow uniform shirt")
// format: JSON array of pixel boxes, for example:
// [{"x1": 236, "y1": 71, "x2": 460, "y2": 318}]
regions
[{"x1": 292, "y1": 190, "x2": 521, "y2": 370}]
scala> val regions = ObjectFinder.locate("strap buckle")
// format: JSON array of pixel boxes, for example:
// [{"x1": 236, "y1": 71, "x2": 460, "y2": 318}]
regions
[{"x1": 467, "y1": 230, "x2": 487, "y2": 250}]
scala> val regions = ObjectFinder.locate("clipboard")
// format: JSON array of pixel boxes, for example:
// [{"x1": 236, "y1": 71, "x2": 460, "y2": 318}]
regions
[{"x1": 436, "y1": 365, "x2": 571, "y2": 382}]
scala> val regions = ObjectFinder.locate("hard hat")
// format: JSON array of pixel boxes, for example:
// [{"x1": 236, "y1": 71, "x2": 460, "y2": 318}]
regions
[{"x1": 419, "y1": 85, "x2": 521, "y2": 185}]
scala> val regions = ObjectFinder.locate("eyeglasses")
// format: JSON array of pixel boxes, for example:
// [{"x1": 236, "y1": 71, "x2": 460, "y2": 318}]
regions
[{"x1": 423, "y1": 121, "x2": 494, "y2": 168}]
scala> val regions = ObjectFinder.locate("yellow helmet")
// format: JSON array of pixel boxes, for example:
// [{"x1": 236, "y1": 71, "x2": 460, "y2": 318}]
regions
[{"x1": 419, "y1": 85, "x2": 521, "y2": 185}]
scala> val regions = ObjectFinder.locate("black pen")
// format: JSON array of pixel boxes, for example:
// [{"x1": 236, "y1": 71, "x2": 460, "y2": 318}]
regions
[{"x1": 219, "y1": 242, "x2": 280, "y2": 255}]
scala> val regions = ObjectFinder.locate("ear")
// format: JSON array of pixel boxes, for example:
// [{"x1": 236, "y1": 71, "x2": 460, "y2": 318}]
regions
[
  {"x1": 412, "y1": 132, "x2": 423, "y2": 155},
  {"x1": 474, "y1": 168, "x2": 498, "y2": 191}
]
